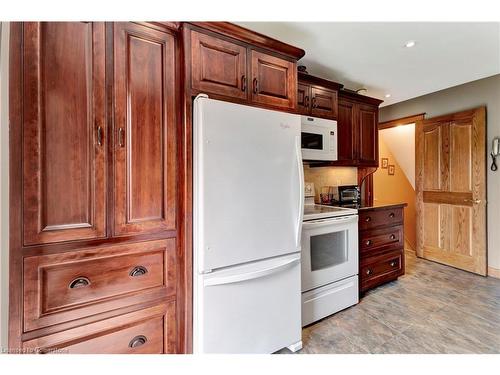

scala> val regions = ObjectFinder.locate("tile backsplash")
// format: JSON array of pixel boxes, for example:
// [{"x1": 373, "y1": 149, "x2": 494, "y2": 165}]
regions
[{"x1": 303, "y1": 165, "x2": 358, "y2": 203}]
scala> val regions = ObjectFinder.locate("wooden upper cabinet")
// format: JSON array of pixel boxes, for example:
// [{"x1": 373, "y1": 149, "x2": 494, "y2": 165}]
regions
[
  {"x1": 113, "y1": 23, "x2": 177, "y2": 236},
  {"x1": 337, "y1": 98, "x2": 356, "y2": 162},
  {"x1": 190, "y1": 30, "x2": 247, "y2": 99},
  {"x1": 358, "y1": 104, "x2": 378, "y2": 166},
  {"x1": 297, "y1": 83, "x2": 311, "y2": 115},
  {"x1": 22, "y1": 22, "x2": 107, "y2": 245},
  {"x1": 250, "y1": 50, "x2": 296, "y2": 109},
  {"x1": 311, "y1": 87, "x2": 337, "y2": 120}
]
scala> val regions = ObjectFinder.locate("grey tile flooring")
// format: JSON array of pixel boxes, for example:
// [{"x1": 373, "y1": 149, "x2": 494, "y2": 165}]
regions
[{"x1": 279, "y1": 251, "x2": 500, "y2": 354}]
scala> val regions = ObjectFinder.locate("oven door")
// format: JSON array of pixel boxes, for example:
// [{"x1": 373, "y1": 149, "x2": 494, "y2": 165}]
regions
[{"x1": 301, "y1": 215, "x2": 358, "y2": 292}]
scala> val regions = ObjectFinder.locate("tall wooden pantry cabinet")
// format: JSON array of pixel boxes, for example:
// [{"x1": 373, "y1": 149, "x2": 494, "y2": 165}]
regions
[{"x1": 9, "y1": 22, "x2": 186, "y2": 353}]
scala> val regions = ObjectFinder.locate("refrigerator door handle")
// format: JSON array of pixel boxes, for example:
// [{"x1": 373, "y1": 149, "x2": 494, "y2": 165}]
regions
[
  {"x1": 204, "y1": 257, "x2": 300, "y2": 287},
  {"x1": 295, "y1": 135, "x2": 304, "y2": 248}
]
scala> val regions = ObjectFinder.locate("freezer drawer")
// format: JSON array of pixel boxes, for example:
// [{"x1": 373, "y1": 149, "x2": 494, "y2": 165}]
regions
[
  {"x1": 301, "y1": 275, "x2": 358, "y2": 326},
  {"x1": 194, "y1": 253, "x2": 301, "y2": 353}
]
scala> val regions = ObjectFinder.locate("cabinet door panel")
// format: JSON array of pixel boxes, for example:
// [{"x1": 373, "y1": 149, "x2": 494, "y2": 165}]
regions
[
  {"x1": 337, "y1": 98, "x2": 356, "y2": 162},
  {"x1": 311, "y1": 87, "x2": 337, "y2": 119},
  {"x1": 114, "y1": 23, "x2": 177, "y2": 236},
  {"x1": 297, "y1": 83, "x2": 311, "y2": 115},
  {"x1": 358, "y1": 104, "x2": 378, "y2": 166},
  {"x1": 22, "y1": 22, "x2": 106, "y2": 245},
  {"x1": 250, "y1": 50, "x2": 296, "y2": 109},
  {"x1": 190, "y1": 30, "x2": 247, "y2": 99}
]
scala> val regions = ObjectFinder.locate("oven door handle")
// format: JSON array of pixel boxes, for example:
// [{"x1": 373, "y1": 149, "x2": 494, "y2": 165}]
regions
[{"x1": 303, "y1": 215, "x2": 358, "y2": 228}]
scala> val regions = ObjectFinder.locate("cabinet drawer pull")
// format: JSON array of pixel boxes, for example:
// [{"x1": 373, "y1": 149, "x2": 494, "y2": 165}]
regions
[
  {"x1": 305, "y1": 95, "x2": 310, "y2": 108},
  {"x1": 366, "y1": 269, "x2": 372, "y2": 275},
  {"x1": 241, "y1": 75, "x2": 247, "y2": 92},
  {"x1": 365, "y1": 216, "x2": 371, "y2": 222},
  {"x1": 118, "y1": 128, "x2": 125, "y2": 147},
  {"x1": 69, "y1": 277, "x2": 90, "y2": 289},
  {"x1": 390, "y1": 234, "x2": 396, "y2": 240},
  {"x1": 129, "y1": 266, "x2": 148, "y2": 277},
  {"x1": 97, "y1": 126, "x2": 103, "y2": 146},
  {"x1": 389, "y1": 212, "x2": 395, "y2": 218},
  {"x1": 365, "y1": 240, "x2": 372, "y2": 246},
  {"x1": 390, "y1": 261, "x2": 397, "y2": 267},
  {"x1": 129, "y1": 335, "x2": 147, "y2": 348},
  {"x1": 312, "y1": 97, "x2": 317, "y2": 108},
  {"x1": 253, "y1": 78, "x2": 259, "y2": 94}
]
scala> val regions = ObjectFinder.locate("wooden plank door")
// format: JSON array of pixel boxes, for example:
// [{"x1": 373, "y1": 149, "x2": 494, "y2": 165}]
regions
[
  {"x1": 416, "y1": 107, "x2": 486, "y2": 275},
  {"x1": 113, "y1": 22, "x2": 177, "y2": 236},
  {"x1": 22, "y1": 22, "x2": 107, "y2": 245}
]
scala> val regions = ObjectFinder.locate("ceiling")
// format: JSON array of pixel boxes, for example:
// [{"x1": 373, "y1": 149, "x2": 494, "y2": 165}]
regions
[{"x1": 237, "y1": 22, "x2": 500, "y2": 107}]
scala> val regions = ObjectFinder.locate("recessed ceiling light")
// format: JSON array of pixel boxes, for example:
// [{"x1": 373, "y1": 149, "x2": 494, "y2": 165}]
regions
[
  {"x1": 405, "y1": 40, "x2": 416, "y2": 48},
  {"x1": 385, "y1": 94, "x2": 391, "y2": 98}
]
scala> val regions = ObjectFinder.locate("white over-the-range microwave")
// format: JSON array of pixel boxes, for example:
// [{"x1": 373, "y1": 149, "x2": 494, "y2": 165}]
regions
[{"x1": 301, "y1": 115, "x2": 338, "y2": 161}]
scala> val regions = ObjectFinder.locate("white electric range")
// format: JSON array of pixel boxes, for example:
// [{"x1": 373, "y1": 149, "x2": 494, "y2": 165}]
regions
[{"x1": 301, "y1": 187, "x2": 359, "y2": 326}]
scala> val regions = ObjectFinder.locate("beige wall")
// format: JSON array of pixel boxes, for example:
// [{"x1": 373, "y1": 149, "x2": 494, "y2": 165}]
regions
[
  {"x1": 303, "y1": 165, "x2": 357, "y2": 203},
  {"x1": 0, "y1": 22, "x2": 9, "y2": 350},
  {"x1": 374, "y1": 136, "x2": 417, "y2": 250},
  {"x1": 380, "y1": 74, "x2": 500, "y2": 270}
]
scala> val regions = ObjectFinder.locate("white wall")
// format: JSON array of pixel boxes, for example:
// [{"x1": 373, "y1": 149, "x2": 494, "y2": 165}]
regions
[
  {"x1": 0, "y1": 22, "x2": 9, "y2": 350},
  {"x1": 379, "y1": 124, "x2": 415, "y2": 188},
  {"x1": 380, "y1": 74, "x2": 500, "y2": 271}
]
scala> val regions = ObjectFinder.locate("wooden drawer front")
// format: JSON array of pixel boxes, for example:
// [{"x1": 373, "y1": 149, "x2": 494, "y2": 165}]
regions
[
  {"x1": 360, "y1": 225, "x2": 403, "y2": 255},
  {"x1": 24, "y1": 303, "x2": 176, "y2": 354},
  {"x1": 360, "y1": 251, "x2": 403, "y2": 291},
  {"x1": 24, "y1": 239, "x2": 176, "y2": 332},
  {"x1": 250, "y1": 50, "x2": 296, "y2": 109},
  {"x1": 190, "y1": 30, "x2": 247, "y2": 99},
  {"x1": 359, "y1": 207, "x2": 403, "y2": 230},
  {"x1": 311, "y1": 87, "x2": 338, "y2": 120}
]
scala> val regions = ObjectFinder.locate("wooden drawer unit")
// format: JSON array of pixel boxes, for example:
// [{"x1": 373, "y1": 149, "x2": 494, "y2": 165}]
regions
[
  {"x1": 23, "y1": 303, "x2": 176, "y2": 354},
  {"x1": 23, "y1": 239, "x2": 176, "y2": 332},
  {"x1": 360, "y1": 225, "x2": 404, "y2": 255},
  {"x1": 360, "y1": 250, "x2": 403, "y2": 292},
  {"x1": 359, "y1": 207, "x2": 403, "y2": 231},
  {"x1": 358, "y1": 204, "x2": 406, "y2": 293}
]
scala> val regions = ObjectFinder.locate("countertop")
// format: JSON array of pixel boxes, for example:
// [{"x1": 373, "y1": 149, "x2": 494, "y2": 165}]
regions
[
  {"x1": 356, "y1": 201, "x2": 408, "y2": 211},
  {"x1": 324, "y1": 201, "x2": 408, "y2": 211}
]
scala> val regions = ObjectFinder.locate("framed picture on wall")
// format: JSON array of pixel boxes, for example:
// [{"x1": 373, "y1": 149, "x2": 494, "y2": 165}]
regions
[
  {"x1": 381, "y1": 158, "x2": 389, "y2": 169},
  {"x1": 388, "y1": 165, "x2": 395, "y2": 175}
]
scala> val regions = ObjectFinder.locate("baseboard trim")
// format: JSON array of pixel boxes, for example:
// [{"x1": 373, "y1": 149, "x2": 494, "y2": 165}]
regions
[{"x1": 488, "y1": 266, "x2": 500, "y2": 279}]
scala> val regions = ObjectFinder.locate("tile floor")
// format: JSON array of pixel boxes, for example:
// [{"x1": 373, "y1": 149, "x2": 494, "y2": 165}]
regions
[{"x1": 280, "y1": 251, "x2": 500, "y2": 354}]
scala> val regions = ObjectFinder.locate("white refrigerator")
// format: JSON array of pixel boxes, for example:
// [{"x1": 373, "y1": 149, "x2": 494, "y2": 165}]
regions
[{"x1": 193, "y1": 95, "x2": 304, "y2": 354}]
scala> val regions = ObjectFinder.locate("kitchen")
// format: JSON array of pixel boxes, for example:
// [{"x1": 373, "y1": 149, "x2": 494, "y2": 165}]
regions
[{"x1": 1, "y1": 3, "x2": 500, "y2": 369}]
